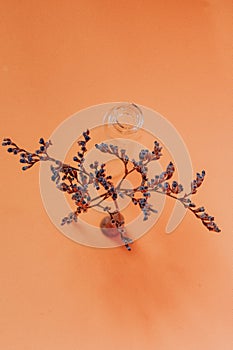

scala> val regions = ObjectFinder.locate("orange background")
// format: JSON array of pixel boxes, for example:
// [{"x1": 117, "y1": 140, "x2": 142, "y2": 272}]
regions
[{"x1": 0, "y1": 1, "x2": 232, "y2": 349}]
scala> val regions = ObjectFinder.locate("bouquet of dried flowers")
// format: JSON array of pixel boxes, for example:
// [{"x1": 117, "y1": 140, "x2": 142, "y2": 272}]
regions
[{"x1": 2, "y1": 130, "x2": 221, "y2": 251}]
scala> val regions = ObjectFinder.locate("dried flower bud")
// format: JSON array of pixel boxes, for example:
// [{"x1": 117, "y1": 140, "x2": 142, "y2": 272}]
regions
[{"x1": 166, "y1": 162, "x2": 175, "y2": 179}]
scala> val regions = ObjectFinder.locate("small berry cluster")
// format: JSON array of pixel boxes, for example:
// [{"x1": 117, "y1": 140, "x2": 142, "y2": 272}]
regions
[
  {"x1": 158, "y1": 181, "x2": 184, "y2": 195},
  {"x1": 176, "y1": 173, "x2": 221, "y2": 232},
  {"x1": 108, "y1": 211, "x2": 133, "y2": 251},
  {"x1": 61, "y1": 212, "x2": 78, "y2": 225},
  {"x1": 191, "y1": 170, "x2": 205, "y2": 194},
  {"x1": 192, "y1": 207, "x2": 220, "y2": 232},
  {"x1": 132, "y1": 196, "x2": 157, "y2": 221},
  {"x1": 73, "y1": 130, "x2": 90, "y2": 164},
  {"x1": 2, "y1": 137, "x2": 53, "y2": 170}
]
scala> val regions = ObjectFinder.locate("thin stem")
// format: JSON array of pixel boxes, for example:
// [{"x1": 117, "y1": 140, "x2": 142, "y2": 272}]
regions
[
  {"x1": 116, "y1": 167, "x2": 136, "y2": 190},
  {"x1": 90, "y1": 192, "x2": 110, "y2": 203},
  {"x1": 88, "y1": 195, "x2": 109, "y2": 209},
  {"x1": 113, "y1": 199, "x2": 119, "y2": 211},
  {"x1": 153, "y1": 189, "x2": 193, "y2": 213}
]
